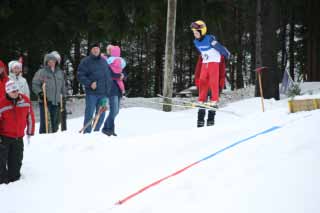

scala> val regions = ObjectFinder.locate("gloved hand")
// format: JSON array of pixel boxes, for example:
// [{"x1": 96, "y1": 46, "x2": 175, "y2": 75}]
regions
[
  {"x1": 99, "y1": 98, "x2": 108, "y2": 111},
  {"x1": 26, "y1": 135, "x2": 32, "y2": 144},
  {"x1": 38, "y1": 92, "x2": 44, "y2": 100},
  {"x1": 99, "y1": 98, "x2": 108, "y2": 107}
]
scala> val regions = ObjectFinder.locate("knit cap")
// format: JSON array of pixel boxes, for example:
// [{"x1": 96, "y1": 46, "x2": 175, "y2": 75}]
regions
[{"x1": 5, "y1": 80, "x2": 19, "y2": 93}]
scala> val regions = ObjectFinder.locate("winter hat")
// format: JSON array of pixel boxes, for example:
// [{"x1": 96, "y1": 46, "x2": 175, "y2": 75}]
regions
[
  {"x1": 44, "y1": 53, "x2": 58, "y2": 65},
  {"x1": 110, "y1": 46, "x2": 121, "y2": 57},
  {"x1": 5, "y1": 80, "x2": 19, "y2": 93},
  {"x1": 89, "y1": 42, "x2": 101, "y2": 50},
  {"x1": 8, "y1": 60, "x2": 22, "y2": 72},
  {"x1": 50, "y1": 51, "x2": 61, "y2": 64}
]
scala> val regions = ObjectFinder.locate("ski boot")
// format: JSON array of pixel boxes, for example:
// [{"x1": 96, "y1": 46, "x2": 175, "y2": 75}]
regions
[
  {"x1": 207, "y1": 110, "x2": 216, "y2": 126},
  {"x1": 197, "y1": 108, "x2": 206, "y2": 128}
]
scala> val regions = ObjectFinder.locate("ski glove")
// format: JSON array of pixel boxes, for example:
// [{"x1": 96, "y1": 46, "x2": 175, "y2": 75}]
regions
[
  {"x1": 26, "y1": 135, "x2": 32, "y2": 144},
  {"x1": 38, "y1": 92, "x2": 44, "y2": 100}
]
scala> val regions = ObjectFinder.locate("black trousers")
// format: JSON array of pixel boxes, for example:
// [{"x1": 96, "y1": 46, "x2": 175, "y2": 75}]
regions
[
  {"x1": 39, "y1": 102, "x2": 59, "y2": 134},
  {"x1": 0, "y1": 136, "x2": 24, "y2": 184}
]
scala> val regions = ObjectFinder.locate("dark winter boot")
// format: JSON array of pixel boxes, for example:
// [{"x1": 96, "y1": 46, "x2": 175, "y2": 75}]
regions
[
  {"x1": 197, "y1": 108, "x2": 206, "y2": 128},
  {"x1": 207, "y1": 110, "x2": 216, "y2": 126}
]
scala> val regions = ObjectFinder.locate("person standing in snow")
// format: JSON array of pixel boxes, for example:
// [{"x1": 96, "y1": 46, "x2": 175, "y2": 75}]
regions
[
  {"x1": 77, "y1": 42, "x2": 112, "y2": 133},
  {"x1": 8, "y1": 60, "x2": 30, "y2": 97},
  {"x1": 0, "y1": 80, "x2": 35, "y2": 184},
  {"x1": 101, "y1": 45, "x2": 127, "y2": 136},
  {"x1": 49, "y1": 50, "x2": 68, "y2": 131},
  {"x1": 32, "y1": 53, "x2": 66, "y2": 133},
  {"x1": 0, "y1": 60, "x2": 9, "y2": 99},
  {"x1": 191, "y1": 20, "x2": 230, "y2": 127}
]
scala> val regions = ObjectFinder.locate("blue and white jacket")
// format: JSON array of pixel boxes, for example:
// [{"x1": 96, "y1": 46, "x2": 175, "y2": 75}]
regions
[{"x1": 193, "y1": 35, "x2": 230, "y2": 63}]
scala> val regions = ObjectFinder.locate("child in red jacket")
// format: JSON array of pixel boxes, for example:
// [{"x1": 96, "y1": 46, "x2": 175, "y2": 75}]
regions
[{"x1": 0, "y1": 80, "x2": 35, "y2": 184}]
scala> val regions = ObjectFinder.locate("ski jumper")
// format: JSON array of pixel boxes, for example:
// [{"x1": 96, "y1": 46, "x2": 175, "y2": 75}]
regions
[
  {"x1": 194, "y1": 35, "x2": 230, "y2": 102},
  {"x1": 194, "y1": 35, "x2": 221, "y2": 102}
]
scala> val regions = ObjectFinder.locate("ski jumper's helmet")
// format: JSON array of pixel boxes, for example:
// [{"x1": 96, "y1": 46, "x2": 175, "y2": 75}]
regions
[{"x1": 190, "y1": 20, "x2": 207, "y2": 36}]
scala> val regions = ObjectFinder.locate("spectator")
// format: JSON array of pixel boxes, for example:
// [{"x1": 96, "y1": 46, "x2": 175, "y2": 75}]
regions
[
  {"x1": 102, "y1": 45, "x2": 127, "y2": 136},
  {"x1": 0, "y1": 80, "x2": 35, "y2": 184},
  {"x1": 77, "y1": 42, "x2": 112, "y2": 133},
  {"x1": 8, "y1": 60, "x2": 30, "y2": 97},
  {"x1": 32, "y1": 53, "x2": 66, "y2": 133}
]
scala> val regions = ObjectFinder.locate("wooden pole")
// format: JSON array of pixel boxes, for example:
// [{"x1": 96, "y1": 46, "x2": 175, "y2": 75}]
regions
[
  {"x1": 79, "y1": 117, "x2": 95, "y2": 133},
  {"x1": 92, "y1": 107, "x2": 102, "y2": 130},
  {"x1": 258, "y1": 72, "x2": 265, "y2": 112}
]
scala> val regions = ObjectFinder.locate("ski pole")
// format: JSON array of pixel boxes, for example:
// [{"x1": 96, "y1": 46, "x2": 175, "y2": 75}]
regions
[{"x1": 60, "y1": 95, "x2": 63, "y2": 131}]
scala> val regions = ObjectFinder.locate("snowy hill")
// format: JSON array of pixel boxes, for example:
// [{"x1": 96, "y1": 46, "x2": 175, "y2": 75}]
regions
[{"x1": 1, "y1": 83, "x2": 320, "y2": 213}]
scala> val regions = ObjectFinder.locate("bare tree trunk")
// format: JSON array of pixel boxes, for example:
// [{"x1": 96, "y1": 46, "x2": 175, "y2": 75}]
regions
[
  {"x1": 255, "y1": 0, "x2": 262, "y2": 68},
  {"x1": 163, "y1": 0, "x2": 177, "y2": 112},
  {"x1": 280, "y1": 0, "x2": 288, "y2": 79},
  {"x1": 289, "y1": 11, "x2": 295, "y2": 81},
  {"x1": 305, "y1": 0, "x2": 320, "y2": 81},
  {"x1": 154, "y1": 25, "x2": 164, "y2": 96},
  {"x1": 73, "y1": 35, "x2": 81, "y2": 94},
  {"x1": 255, "y1": 0, "x2": 262, "y2": 96},
  {"x1": 236, "y1": 5, "x2": 244, "y2": 89},
  {"x1": 255, "y1": 0, "x2": 279, "y2": 100}
]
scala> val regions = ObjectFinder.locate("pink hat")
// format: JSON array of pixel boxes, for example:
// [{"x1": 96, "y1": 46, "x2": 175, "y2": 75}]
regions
[
  {"x1": 5, "y1": 80, "x2": 19, "y2": 93},
  {"x1": 110, "y1": 46, "x2": 121, "y2": 57}
]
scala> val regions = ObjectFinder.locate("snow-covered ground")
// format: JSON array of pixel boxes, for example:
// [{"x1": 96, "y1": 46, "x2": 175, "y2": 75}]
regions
[{"x1": 1, "y1": 82, "x2": 320, "y2": 213}]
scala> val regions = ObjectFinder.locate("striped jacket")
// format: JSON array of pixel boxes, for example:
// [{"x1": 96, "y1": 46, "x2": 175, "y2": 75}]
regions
[{"x1": 0, "y1": 93, "x2": 35, "y2": 138}]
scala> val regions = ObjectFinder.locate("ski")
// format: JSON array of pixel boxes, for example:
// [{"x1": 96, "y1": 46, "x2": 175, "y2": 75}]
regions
[
  {"x1": 145, "y1": 99, "x2": 241, "y2": 117},
  {"x1": 157, "y1": 94, "x2": 218, "y2": 108},
  {"x1": 144, "y1": 100, "x2": 204, "y2": 110},
  {"x1": 157, "y1": 94, "x2": 240, "y2": 116}
]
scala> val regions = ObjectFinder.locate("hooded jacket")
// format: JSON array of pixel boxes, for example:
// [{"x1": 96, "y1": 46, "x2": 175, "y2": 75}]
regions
[
  {"x1": 0, "y1": 93, "x2": 35, "y2": 138},
  {"x1": 8, "y1": 60, "x2": 30, "y2": 97},
  {"x1": 32, "y1": 53, "x2": 66, "y2": 105}
]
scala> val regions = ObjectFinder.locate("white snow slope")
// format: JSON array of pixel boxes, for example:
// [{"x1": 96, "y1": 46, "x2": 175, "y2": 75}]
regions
[{"x1": 1, "y1": 83, "x2": 320, "y2": 213}]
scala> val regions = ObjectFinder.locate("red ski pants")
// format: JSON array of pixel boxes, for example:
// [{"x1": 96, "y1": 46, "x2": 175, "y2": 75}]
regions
[{"x1": 198, "y1": 62, "x2": 220, "y2": 102}]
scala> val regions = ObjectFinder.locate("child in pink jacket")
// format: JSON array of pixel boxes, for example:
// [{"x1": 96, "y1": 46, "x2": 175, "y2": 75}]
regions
[{"x1": 106, "y1": 46, "x2": 126, "y2": 94}]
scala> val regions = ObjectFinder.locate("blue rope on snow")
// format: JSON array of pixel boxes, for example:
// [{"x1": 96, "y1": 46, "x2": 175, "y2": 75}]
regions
[{"x1": 198, "y1": 126, "x2": 282, "y2": 163}]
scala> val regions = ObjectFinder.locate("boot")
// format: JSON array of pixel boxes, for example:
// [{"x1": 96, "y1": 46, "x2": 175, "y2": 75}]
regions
[
  {"x1": 197, "y1": 108, "x2": 206, "y2": 128},
  {"x1": 207, "y1": 110, "x2": 216, "y2": 126}
]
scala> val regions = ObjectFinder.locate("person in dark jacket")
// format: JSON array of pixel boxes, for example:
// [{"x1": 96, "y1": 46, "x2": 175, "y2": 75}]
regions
[
  {"x1": 0, "y1": 80, "x2": 35, "y2": 184},
  {"x1": 101, "y1": 45, "x2": 127, "y2": 136},
  {"x1": 32, "y1": 53, "x2": 66, "y2": 133},
  {"x1": 77, "y1": 42, "x2": 112, "y2": 133}
]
